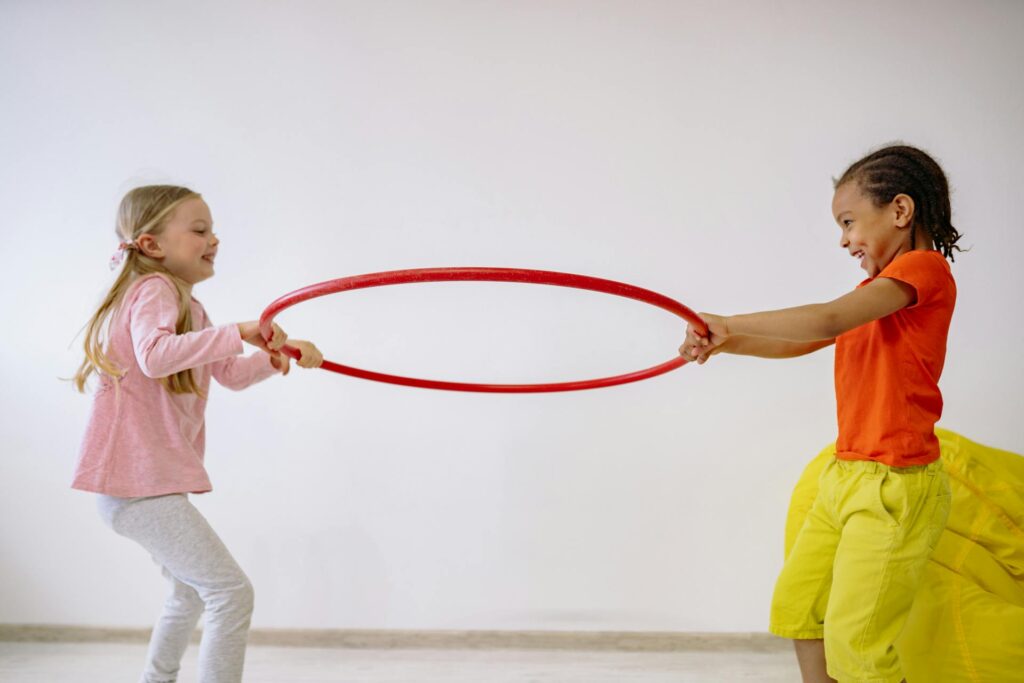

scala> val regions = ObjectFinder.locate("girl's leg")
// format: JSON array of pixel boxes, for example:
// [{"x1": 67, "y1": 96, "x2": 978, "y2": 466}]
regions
[
  {"x1": 793, "y1": 638, "x2": 837, "y2": 683},
  {"x1": 824, "y1": 462, "x2": 949, "y2": 683},
  {"x1": 794, "y1": 640, "x2": 907, "y2": 683},
  {"x1": 769, "y1": 460, "x2": 843, "y2": 676},
  {"x1": 145, "y1": 570, "x2": 205, "y2": 681},
  {"x1": 100, "y1": 493, "x2": 254, "y2": 683}
]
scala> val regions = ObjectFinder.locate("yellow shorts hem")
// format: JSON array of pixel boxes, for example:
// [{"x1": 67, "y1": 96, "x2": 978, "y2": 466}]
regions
[
  {"x1": 768, "y1": 624, "x2": 824, "y2": 640},
  {"x1": 826, "y1": 666, "x2": 904, "y2": 683}
]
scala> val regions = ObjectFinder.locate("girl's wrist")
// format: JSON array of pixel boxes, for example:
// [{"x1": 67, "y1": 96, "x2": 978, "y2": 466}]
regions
[{"x1": 724, "y1": 314, "x2": 746, "y2": 337}]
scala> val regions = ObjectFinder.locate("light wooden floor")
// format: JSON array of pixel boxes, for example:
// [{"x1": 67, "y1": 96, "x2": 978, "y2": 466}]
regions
[{"x1": 0, "y1": 641, "x2": 801, "y2": 682}]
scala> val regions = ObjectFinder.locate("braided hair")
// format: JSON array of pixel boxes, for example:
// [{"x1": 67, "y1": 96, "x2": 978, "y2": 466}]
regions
[{"x1": 835, "y1": 144, "x2": 964, "y2": 261}]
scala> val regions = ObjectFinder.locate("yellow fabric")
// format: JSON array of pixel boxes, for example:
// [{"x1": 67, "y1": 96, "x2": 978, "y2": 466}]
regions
[
  {"x1": 771, "y1": 458, "x2": 950, "y2": 682},
  {"x1": 781, "y1": 428, "x2": 1024, "y2": 682}
]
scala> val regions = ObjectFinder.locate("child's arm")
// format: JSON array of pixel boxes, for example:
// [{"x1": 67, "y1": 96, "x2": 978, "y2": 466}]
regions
[
  {"x1": 264, "y1": 339, "x2": 323, "y2": 376},
  {"x1": 714, "y1": 336, "x2": 835, "y2": 359},
  {"x1": 683, "y1": 277, "x2": 915, "y2": 361},
  {"x1": 130, "y1": 277, "x2": 253, "y2": 378},
  {"x1": 210, "y1": 349, "x2": 279, "y2": 390},
  {"x1": 236, "y1": 323, "x2": 323, "y2": 374},
  {"x1": 211, "y1": 327, "x2": 323, "y2": 390},
  {"x1": 725, "y1": 278, "x2": 916, "y2": 341},
  {"x1": 681, "y1": 332, "x2": 833, "y2": 363}
]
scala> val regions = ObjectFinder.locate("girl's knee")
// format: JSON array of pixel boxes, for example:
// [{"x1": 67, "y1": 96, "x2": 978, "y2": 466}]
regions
[
  {"x1": 236, "y1": 578, "x2": 254, "y2": 614},
  {"x1": 223, "y1": 576, "x2": 255, "y2": 617},
  {"x1": 167, "y1": 589, "x2": 205, "y2": 618},
  {"x1": 200, "y1": 576, "x2": 254, "y2": 617}
]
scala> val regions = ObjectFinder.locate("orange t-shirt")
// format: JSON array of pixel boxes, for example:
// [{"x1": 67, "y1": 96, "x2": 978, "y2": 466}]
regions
[{"x1": 834, "y1": 250, "x2": 956, "y2": 467}]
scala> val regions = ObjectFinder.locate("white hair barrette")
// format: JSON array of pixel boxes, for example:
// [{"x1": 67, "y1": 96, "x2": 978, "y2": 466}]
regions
[{"x1": 109, "y1": 241, "x2": 137, "y2": 271}]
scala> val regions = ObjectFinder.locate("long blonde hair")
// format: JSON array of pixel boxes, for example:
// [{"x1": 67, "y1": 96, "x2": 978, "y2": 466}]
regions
[{"x1": 74, "y1": 185, "x2": 205, "y2": 396}]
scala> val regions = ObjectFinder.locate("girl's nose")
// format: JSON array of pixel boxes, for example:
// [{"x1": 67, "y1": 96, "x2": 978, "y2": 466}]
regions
[{"x1": 210, "y1": 232, "x2": 220, "y2": 246}]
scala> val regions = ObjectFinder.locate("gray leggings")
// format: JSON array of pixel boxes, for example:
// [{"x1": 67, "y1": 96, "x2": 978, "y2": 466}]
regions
[{"x1": 97, "y1": 493, "x2": 253, "y2": 683}]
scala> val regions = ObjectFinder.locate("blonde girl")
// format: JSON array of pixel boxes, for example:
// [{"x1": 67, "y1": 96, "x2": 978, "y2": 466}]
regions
[{"x1": 72, "y1": 185, "x2": 323, "y2": 683}]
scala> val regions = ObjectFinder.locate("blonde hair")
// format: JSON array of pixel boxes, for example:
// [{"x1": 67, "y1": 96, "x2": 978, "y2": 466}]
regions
[{"x1": 74, "y1": 185, "x2": 205, "y2": 396}]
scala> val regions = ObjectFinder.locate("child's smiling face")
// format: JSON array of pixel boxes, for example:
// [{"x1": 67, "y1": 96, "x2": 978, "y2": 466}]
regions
[
  {"x1": 141, "y1": 197, "x2": 219, "y2": 285},
  {"x1": 832, "y1": 181, "x2": 915, "y2": 278}
]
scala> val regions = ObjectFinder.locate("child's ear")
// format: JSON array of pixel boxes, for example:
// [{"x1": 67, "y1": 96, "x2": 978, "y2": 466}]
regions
[
  {"x1": 892, "y1": 193, "x2": 915, "y2": 229},
  {"x1": 136, "y1": 234, "x2": 164, "y2": 258}
]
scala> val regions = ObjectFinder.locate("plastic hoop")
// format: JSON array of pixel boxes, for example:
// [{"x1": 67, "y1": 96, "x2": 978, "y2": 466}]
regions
[{"x1": 259, "y1": 267, "x2": 706, "y2": 393}]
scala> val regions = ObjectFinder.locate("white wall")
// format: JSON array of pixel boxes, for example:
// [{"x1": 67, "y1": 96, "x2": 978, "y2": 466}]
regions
[{"x1": 1, "y1": 0, "x2": 1021, "y2": 632}]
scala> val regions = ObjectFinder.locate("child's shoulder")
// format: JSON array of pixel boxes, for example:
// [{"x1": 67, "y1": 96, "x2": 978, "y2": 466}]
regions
[
  {"x1": 885, "y1": 249, "x2": 954, "y2": 281},
  {"x1": 118, "y1": 273, "x2": 181, "y2": 313},
  {"x1": 894, "y1": 248, "x2": 948, "y2": 266},
  {"x1": 130, "y1": 273, "x2": 209, "y2": 319},
  {"x1": 880, "y1": 250, "x2": 956, "y2": 310},
  {"x1": 127, "y1": 273, "x2": 180, "y2": 298}
]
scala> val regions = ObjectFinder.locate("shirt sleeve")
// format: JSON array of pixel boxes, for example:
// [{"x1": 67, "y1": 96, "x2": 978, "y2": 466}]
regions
[
  {"x1": 129, "y1": 276, "x2": 245, "y2": 379},
  {"x1": 198, "y1": 304, "x2": 281, "y2": 391},
  {"x1": 211, "y1": 351, "x2": 281, "y2": 391},
  {"x1": 877, "y1": 251, "x2": 950, "y2": 309}
]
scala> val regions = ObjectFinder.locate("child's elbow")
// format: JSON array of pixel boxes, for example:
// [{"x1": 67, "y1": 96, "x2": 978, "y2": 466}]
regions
[
  {"x1": 217, "y1": 378, "x2": 248, "y2": 392},
  {"x1": 135, "y1": 351, "x2": 172, "y2": 379},
  {"x1": 819, "y1": 308, "x2": 847, "y2": 340},
  {"x1": 137, "y1": 363, "x2": 169, "y2": 380}
]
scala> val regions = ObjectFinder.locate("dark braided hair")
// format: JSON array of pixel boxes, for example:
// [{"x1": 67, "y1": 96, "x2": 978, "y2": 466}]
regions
[{"x1": 835, "y1": 144, "x2": 964, "y2": 261}]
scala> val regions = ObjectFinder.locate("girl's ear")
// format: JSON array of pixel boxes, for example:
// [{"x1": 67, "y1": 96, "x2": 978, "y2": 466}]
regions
[
  {"x1": 892, "y1": 193, "x2": 915, "y2": 229},
  {"x1": 136, "y1": 234, "x2": 163, "y2": 258}
]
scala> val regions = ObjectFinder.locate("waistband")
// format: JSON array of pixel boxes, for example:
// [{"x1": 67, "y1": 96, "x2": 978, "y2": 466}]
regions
[{"x1": 831, "y1": 458, "x2": 943, "y2": 475}]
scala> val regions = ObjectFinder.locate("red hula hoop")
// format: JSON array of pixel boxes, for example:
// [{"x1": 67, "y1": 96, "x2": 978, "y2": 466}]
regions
[{"x1": 259, "y1": 267, "x2": 707, "y2": 393}]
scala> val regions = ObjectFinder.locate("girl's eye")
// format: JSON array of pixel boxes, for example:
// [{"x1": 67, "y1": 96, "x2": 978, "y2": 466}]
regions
[{"x1": 843, "y1": 220, "x2": 852, "y2": 228}]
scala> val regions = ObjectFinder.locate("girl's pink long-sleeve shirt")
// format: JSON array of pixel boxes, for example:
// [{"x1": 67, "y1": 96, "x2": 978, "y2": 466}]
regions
[{"x1": 72, "y1": 274, "x2": 279, "y2": 497}]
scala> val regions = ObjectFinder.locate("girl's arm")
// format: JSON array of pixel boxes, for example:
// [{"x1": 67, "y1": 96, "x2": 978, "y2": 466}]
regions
[
  {"x1": 712, "y1": 336, "x2": 835, "y2": 359},
  {"x1": 210, "y1": 351, "x2": 279, "y2": 391},
  {"x1": 725, "y1": 278, "x2": 916, "y2": 341},
  {"x1": 211, "y1": 338, "x2": 323, "y2": 389},
  {"x1": 130, "y1": 277, "x2": 246, "y2": 378},
  {"x1": 682, "y1": 277, "x2": 915, "y2": 362}
]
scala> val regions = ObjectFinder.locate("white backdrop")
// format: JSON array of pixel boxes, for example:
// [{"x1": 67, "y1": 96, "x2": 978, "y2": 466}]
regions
[{"x1": 1, "y1": 0, "x2": 1021, "y2": 632}]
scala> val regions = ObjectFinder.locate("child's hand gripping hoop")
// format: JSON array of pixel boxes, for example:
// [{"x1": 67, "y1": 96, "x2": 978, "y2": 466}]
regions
[{"x1": 259, "y1": 267, "x2": 707, "y2": 393}]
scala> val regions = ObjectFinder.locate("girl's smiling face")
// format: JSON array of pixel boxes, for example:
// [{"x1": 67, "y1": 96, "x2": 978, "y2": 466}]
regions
[
  {"x1": 138, "y1": 197, "x2": 219, "y2": 286},
  {"x1": 832, "y1": 181, "x2": 917, "y2": 278}
]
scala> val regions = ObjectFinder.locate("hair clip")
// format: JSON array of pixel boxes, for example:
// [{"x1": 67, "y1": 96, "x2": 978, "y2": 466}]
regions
[{"x1": 109, "y1": 241, "x2": 136, "y2": 271}]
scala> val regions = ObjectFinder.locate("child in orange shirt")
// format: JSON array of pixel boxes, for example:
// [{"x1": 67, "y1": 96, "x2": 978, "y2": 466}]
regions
[{"x1": 680, "y1": 144, "x2": 963, "y2": 683}]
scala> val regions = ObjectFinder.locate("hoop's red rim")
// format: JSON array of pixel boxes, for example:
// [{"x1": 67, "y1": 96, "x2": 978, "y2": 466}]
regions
[{"x1": 259, "y1": 267, "x2": 706, "y2": 393}]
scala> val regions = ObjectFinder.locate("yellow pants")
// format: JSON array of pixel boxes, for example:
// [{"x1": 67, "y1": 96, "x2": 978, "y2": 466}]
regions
[{"x1": 769, "y1": 457, "x2": 951, "y2": 683}]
